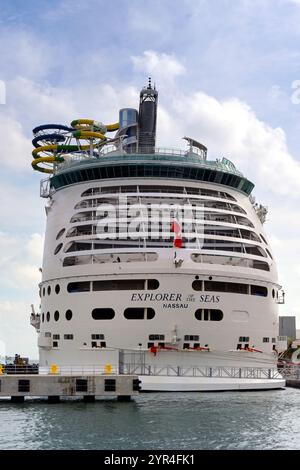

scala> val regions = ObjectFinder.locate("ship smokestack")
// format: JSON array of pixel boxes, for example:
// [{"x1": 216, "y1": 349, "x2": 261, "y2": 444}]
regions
[{"x1": 138, "y1": 77, "x2": 158, "y2": 153}]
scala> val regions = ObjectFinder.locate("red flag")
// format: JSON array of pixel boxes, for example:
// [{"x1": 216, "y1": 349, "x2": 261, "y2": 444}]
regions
[{"x1": 171, "y1": 220, "x2": 182, "y2": 248}]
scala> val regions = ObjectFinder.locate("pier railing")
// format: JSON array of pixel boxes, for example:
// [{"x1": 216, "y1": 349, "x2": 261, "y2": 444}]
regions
[
  {"x1": 39, "y1": 364, "x2": 119, "y2": 375},
  {"x1": 1, "y1": 363, "x2": 284, "y2": 380},
  {"x1": 278, "y1": 365, "x2": 300, "y2": 379},
  {"x1": 0, "y1": 364, "x2": 118, "y2": 376},
  {"x1": 122, "y1": 364, "x2": 282, "y2": 380}
]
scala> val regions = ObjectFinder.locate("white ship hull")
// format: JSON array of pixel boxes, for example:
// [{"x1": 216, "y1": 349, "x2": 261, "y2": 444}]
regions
[
  {"x1": 140, "y1": 376, "x2": 285, "y2": 392},
  {"x1": 31, "y1": 84, "x2": 285, "y2": 392}
]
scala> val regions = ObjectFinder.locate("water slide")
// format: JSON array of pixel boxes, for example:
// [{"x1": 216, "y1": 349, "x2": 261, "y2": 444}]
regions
[{"x1": 31, "y1": 119, "x2": 119, "y2": 173}]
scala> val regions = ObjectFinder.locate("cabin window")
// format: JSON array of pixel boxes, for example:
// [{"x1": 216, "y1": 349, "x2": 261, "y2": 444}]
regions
[
  {"x1": 91, "y1": 334, "x2": 105, "y2": 340},
  {"x1": 93, "y1": 279, "x2": 144, "y2": 291},
  {"x1": 54, "y1": 243, "x2": 63, "y2": 255},
  {"x1": 204, "y1": 281, "x2": 248, "y2": 294},
  {"x1": 195, "y1": 309, "x2": 223, "y2": 321},
  {"x1": 92, "y1": 308, "x2": 115, "y2": 320},
  {"x1": 54, "y1": 311, "x2": 59, "y2": 322},
  {"x1": 263, "y1": 337, "x2": 270, "y2": 343},
  {"x1": 124, "y1": 308, "x2": 155, "y2": 320},
  {"x1": 149, "y1": 334, "x2": 165, "y2": 341},
  {"x1": 92, "y1": 279, "x2": 159, "y2": 291},
  {"x1": 239, "y1": 336, "x2": 249, "y2": 342},
  {"x1": 64, "y1": 334, "x2": 73, "y2": 340},
  {"x1": 251, "y1": 285, "x2": 268, "y2": 297},
  {"x1": 184, "y1": 335, "x2": 199, "y2": 341},
  {"x1": 67, "y1": 281, "x2": 90, "y2": 293},
  {"x1": 260, "y1": 234, "x2": 268, "y2": 244},
  {"x1": 55, "y1": 284, "x2": 60, "y2": 294},
  {"x1": 56, "y1": 228, "x2": 65, "y2": 240}
]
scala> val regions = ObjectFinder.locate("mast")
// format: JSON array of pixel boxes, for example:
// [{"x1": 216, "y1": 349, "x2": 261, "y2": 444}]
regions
[{"x1": 137, "y1": 77, "x2": 158, "y2": 153}]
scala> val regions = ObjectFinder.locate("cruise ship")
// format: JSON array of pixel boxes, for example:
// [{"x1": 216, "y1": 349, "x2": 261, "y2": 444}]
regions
[{"x1": 30, "y1": 80, "x2": 286, "y2": 390}]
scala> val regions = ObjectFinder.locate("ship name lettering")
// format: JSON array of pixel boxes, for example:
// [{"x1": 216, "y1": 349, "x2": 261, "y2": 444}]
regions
[
  {"x1": 199, "y1": 294, "x2": 220, "y2": 303},
  {"x1": 131, "y1": 293, "x2": 182, "y2": 302},
  {"x1": 163, "y1": 303, "x2": 188, "y2": 309}
]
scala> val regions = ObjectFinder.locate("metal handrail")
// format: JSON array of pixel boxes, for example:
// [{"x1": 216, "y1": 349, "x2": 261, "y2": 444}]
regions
[
  {"x1": 122, "y1": 363, "x2": 281, "y2": 380},
  {"x1": 52, "y1": 148, "x2": 244, "y2": 176}
]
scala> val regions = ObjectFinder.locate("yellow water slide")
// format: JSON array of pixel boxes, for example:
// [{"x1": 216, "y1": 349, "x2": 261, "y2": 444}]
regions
[{"x1": 31, "y1": 119, "x2": 119, "y2": 173}]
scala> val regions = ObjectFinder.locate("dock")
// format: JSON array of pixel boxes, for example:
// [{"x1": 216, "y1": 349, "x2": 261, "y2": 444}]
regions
[{"x1": 0, "y1": 374, "x2": 140, "y2": 402}]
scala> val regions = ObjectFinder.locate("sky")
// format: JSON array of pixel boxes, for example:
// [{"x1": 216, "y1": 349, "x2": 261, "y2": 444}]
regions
[{"x1": 0, "y1": 0, "x2": 300, "y2": 358}]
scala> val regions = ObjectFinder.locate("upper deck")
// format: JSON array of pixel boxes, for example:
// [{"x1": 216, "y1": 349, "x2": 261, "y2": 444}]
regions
[{"x1": 45, "y1": 147, "x2": 254, "y2": 196}]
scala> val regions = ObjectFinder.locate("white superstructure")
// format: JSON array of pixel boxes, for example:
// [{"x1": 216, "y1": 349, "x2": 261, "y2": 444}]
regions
[{"x1": 30, "y1": 81, "x2": 285, "y2": 390}]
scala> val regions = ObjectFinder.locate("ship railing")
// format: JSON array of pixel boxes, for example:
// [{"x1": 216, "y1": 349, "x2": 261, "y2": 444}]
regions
[
  {"x1": 99, "y1": 146, "x2": 189, "y2": 158},
  {"x1": 52, "y1": 147, "x2": 243, "y2": 176},
  {"x1": 40, "y1": 177, "x2": 54, "y2": 198},
  {"x1": 122, "y1": 364, "x2": 282, "y2": 380},
  {"x1": 276, "y1": 289, "x2": 285, "y2": 304}
]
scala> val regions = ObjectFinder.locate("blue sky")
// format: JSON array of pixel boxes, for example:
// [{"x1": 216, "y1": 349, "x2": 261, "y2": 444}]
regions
[{"x1": 0, "y1": 0, "x2": 300, "y2": 357}]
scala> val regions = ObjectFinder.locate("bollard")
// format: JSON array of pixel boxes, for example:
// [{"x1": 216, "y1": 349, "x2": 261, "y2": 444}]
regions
[
  {"x1": 104, "y1": 363, "x2": 112, "y2": 374},
  {"x1": 50, "y1": 364, "x2": 58, "y2": 375}
]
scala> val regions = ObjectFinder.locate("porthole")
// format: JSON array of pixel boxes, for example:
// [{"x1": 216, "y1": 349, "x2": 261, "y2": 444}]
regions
[
  {"x1": 42, "y1": 313, "x2": 45, "y2": 322},
  {"x1": 272, "y1": 289, "x2": 275, "y2": 298},
  {"x1": 43, "y1": 287, "x2": 45, "y2": 297},
  {"x1": 65, "y1": 309, "x2": 73, "y2": 321},
  {"x1": 54, "y1": 311, "x2": 59, "y2": 321},
  {"x1": 56, "y1": 228, "x2": 65, "y2": 240},
  {"x1": 46, "y1": 311, "x2": 50, "y2": 322},
  {"x1": 55, "y1": 284, "x2": 60, "y2": 294},
  {"x1": 47, "y1": 286, "x2": 51, "y2": 296},
  {"x1": 54, "y1": 243, "x2": 63, "y2": 255}
]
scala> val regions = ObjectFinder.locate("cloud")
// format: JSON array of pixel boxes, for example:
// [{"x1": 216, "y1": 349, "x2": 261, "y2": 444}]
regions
[
  {"x1": 0, "y1": 114, "x2": 32, "y2": 171},
  {"x1": 132, "y1": 50, "x2": 186, "y2": 84},
  {"x1": 0, "y1": 232, "x2": 42, "y2": 357},
  {"x1": 156, "y1": 91, "x2": 300, "y2": 198},
  {"x1": 0, "y1": 300, "x2": 38, "y2": 358},
  {"x1": 0, "y1": 29, "x2": 58, "y2": 82},
  {"x1": 0, "y1": 232, "x2": 42, "y2": 291}
]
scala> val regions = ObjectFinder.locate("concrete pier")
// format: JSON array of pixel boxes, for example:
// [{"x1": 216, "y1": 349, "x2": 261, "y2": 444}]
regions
[
  {"x1": 0, "y1": 374, "x2": 139, "y2": 401},
  {"x1": 286, "y1": 379, "x2": 300, "y2": 389}
]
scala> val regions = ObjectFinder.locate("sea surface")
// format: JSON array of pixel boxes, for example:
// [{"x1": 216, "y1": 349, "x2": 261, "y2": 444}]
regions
[{"x1": 0, "y1": 388, "x2": 299, "y2": 450}]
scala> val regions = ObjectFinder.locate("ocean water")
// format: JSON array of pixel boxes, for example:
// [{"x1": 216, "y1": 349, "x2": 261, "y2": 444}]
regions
[{"x1": 0, "y1": 388, "x2": 299, "y2": 450}]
